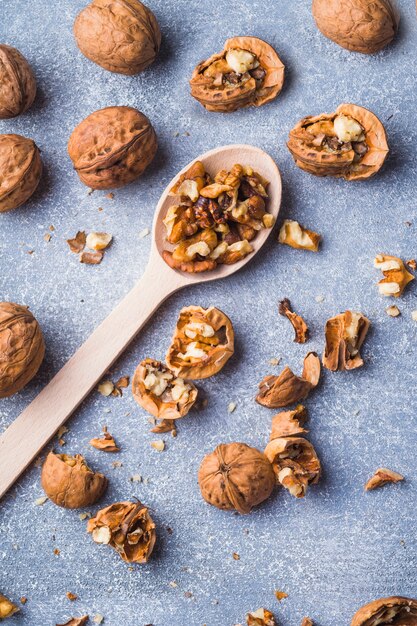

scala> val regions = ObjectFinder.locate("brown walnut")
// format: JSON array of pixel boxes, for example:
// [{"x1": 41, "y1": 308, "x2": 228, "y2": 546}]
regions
[
  {"x1": 312, "y1": 0, "x2": 399, "y2": 54},
  {"x1": 0, "y1": 302, "x2": 45, "y2": 397},
  {"x1": 67, "y1": 106, "x2": 157, "y2": 190},
  {"x1": 0, "y1": 134, "x2": 43, "y2": 212},
  {"x1": 74, "y1": 0, "x2": 161, "y2": 75},
  {"x1": 351, "y1": 596, "x2": 417, "y2": 626},
  {"x1": 287, "y1": 103, "x2": 389, "y2": 180},
  {"x1": 198, "y1": 442, "x2": 275, "y2": 514},
  {"x1": 0, "y1": 45, "x2": 36, "y2": 119},
  {"x1": 323, "y1": 311, "x2": 370, "y2": 371},
  {"x1": 87, "y1": 500, "x2": 156, "y2": 563},
  {"x1": 190, "y1": 36, "x2": 285, "y2": 112},
  {"x1": 41, "y1": 451, "x2": 108, "y2": 509},
  {"x1": 165, "y1": 306, "x2": 234, "y2": 379},
  {"x1": 132, "y1": 358, "x2": 198, "y2": 420}
]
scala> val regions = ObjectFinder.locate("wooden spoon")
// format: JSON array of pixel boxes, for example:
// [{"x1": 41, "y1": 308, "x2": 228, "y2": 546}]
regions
[{"x1": 0, "y1": 144, "x2": 282, "y2": 500}]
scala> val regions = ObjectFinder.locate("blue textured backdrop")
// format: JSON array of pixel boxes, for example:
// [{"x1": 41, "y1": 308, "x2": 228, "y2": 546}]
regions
[{"x1": 0, "y1": 1, "x2": 416, "y2": 624}]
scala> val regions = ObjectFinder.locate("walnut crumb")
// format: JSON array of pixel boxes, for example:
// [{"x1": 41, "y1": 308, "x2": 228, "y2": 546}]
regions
[{"x1": 66, "y1": 592, "x2": 77, "y2": 601}]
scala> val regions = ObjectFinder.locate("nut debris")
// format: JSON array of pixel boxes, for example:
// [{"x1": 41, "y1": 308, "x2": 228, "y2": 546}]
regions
[
  {"x1": 97, "y1": 380, "x2": 114, "y2": 396},
  {"x1": 228, "y1": 402, "x2": 237, "y2": 413},
  {"x1": 151, "y1": 419, "x2": 176, "y2": 435},
  {"x1": 34, "y1": 496, "x2": 48, "y2": 506},
  {"x1": 365, "y1": 468, "x2": 404, "y2": 491},
  {"x1": 270, "y1": 405, "x2": 309, "y2": 439},
  {"x1": 92, "y1": 618, "x2": 103, "y2": 625},
  {"x1": 385, "y1": 305, "x2": 400, "y2": 317},
  {"x1": 67, "y1": 231, "x2": 86, "y2": 253},
  {"x1": 406, "y1": 259, "x2": 417, "y2": 271},
  {"x1": 323, "y1": 311, "x2": 370, "y2": 371},
  {"x1": 279, "y1": 298, "x2": 309, "y2": 343},
  {"x1": 232, "y1": 552, "x2": 240, "y2": 560},
  {"x1": 278, "y1": 220, "x2": 321, "y2": 252},
  {"x1": 301, "y1": 619, "x2": 314, "y2": 626},
  {"x1": 85, "y1": 232, "x2": 112, "y2": 251},
  {"x1": 80, "y1": 251, "x2": 103, "y2": 265},
  {"x1": 246, "y1": 608, "x2": 277, "y2": 626},
  {"x1": 65, "y1": 592, "x2": 78, "y2": 601},
  {"x1": 138, "y1": 228, "x2": 150, "y2": 239},
  {"x1": 412, "y1": 311, "x2": 417, "y2": 322},
  {"x1": 56, "y1": 618, "x2": 89, "y2": 626},
  {"x1": 274, "y1": 590, "x2": 288, "y2": 602},
  {"x1": 374, "y1": 254, "x2": 414, "y2": 297},
  {"x1": 150, "y1": 439, "x2": 165, "y2": 452},
  {"x1": 0, "y1": 593, "x2": 19, "y2": 618},
  {"x1": 257, "y1": 352, "x2": 321, "y2": 408},
  {"x1": 89, "y1": 429, "x2": 120, "y2": 452}
]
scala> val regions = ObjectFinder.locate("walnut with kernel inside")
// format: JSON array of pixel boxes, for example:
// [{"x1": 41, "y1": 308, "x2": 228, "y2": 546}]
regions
[
  {"x1": 323, "y1": 311, "x2": 370, "y2": 371},
  {"x1": 278, "y1": 220, "x2": 321, "y2": 252},
  {"x1": 166, "y1": 306, "x2": 234, "y2": 379},
  {"x1": 374, "y1": 254, "x2": 414, "y2": 297},
  {"x1": 246, "y1": 608, "x2": 277, "y2": 626}
]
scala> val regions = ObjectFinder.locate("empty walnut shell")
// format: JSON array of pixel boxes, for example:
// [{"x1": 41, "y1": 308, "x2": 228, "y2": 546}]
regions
[
  {"x1": 132, "y1": 358, "x2": 198, "y2": 420},
  {"x1": 287, "y1": 103, "x2": 389, "y2": 181},
  {"x1": 165, "y1": 306, "x2": 234, "y2": 379},
  {"x1": 67, "y1": 106, "x2": 157, "y2": 189},
  {"x1": 0, "y1": 302, "x2": 45, "y2": 397},
  {"x1": 312, "y1": 0, "x2": 399, "y2": 54},
  {"x1": 74, "y1": 0, "x2": 161, "y2": 75},
  {"x1": 198, "y1": 442, "x2": 275, "y2": 514},
  {"x1": 323, "y1": 311, "x2": 370, "y2": 371},
  {"x1": 264, "y1": 437, "x2": 321, "y2": 498},
  {"x1": 0, "y1": 134, "x2": 43, "y2": 212},
  {"x1": 351, "y1": 596, "x2": 417, "y2": 626},
  {"x1": 0, "y1": 44, "x2": 36, "y2": 119},
  {"x1": 87, "y1": 500, "x2": 156, "y2": 563},
  {"x1": 41, "y1": 451, "x2": 108, "y2": 508},
  {"x1": 190, "y1": 36, "x2": 285, "y2": 112}
]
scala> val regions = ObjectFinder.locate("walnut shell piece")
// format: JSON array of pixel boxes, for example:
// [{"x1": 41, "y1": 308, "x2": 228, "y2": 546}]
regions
[
  {"x1": 0, "y1": 134, "x2": 43, "y2": 212},
  {"x1": 56, "y1": 618, "x2": 89, "y2": 626},
  {"x1": 41, "y1": 451, "x2": 108, "y2": 509},
  {"x1": 351, "y1": 596, "x2": 417, "y2": 626},
  {"x1": 0, "y1": 593, "x2": 19, "y2": 619},
  {"x1": 270, "y1": 405, "x2": 309, "y2": 440},
  {"x1": 246, "y1": 608, "x2": 277, "y2": 626},
  {"x1": 132, "y1": 358, "x2": 198, "y2": 420},
  {"x1": 0, "y1": 302, "x2": 45, "y2": 397},
  {"x1": 74, "y1": 0, "x2": 161, "y2": 75},
  {"x1": 0, "y1": 45, "x2": 36, "y2": 119},
  {"x1": 87, "y1": 500, "x2": 156, "y2": 564},
  {"x1": 287, "y1": 103, "x2": 389, "y2": 181},
  {"x1": 165, "y1": 306, "x2": 234, "y2": 379},
  {"x1": 364, "y1": 467, "x2": 404, "y2": 491},
  {"x1": 312, "y1": 0, "x2": 399, "y2": 54},
  {"x1": 67, "y1": 106, "x2": 157, "y2": 190},
  {"x1": 279, "y1": 298, "x2": 309, "y2": 343},
  {"x1": 198, "y1": 442, "x2": 275, "y2": 514},
  {"x1": 256, "y1": 352, "x2": 321, "y2": 408},
  {"x1": 323, "y1": 311, "x2": 370, "y2": 371},
  {"x1": 190, "y1": 36, "x2": 285, "y2": 112},
  {"x1": 374, "y1": 254, "x2": 415, "y2": 297},
  {"x1": 264, "y1": 437, "x2": 321, "y2": 498}
]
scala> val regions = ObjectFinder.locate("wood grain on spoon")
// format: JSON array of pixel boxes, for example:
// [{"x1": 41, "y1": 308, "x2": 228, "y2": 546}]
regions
[{"x1": 0, "y1": 144, "x2": 282, "y2": 500}]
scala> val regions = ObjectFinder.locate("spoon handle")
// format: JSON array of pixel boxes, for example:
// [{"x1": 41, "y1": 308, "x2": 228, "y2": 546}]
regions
[{"x1": 0, "y1": 260, "x2": 184, "y2": 500}]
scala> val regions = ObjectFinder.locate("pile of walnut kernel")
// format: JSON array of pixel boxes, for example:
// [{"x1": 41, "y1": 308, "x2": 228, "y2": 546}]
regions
[{"x1": 162, "y1": 161, "x2": 274, "y2": 273}]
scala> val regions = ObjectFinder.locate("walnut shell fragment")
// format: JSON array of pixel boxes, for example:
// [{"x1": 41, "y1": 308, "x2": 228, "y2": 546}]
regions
[
  {"x1": 198, "y1": 442, "x2": 275, "y2": 514},
  {"x1": 323, "y1": 311, "x2": 370, "y2": 371},
  {"x1": 89, "y1": 430, "x2": 120, "y2": 452},
  {"x1": 264, "y1": 436, "x2": 321, "y2": 498},
  {"x1": 0, "y1": 593, "x2": 19, "y2": 619},
  {"x1": 365, "y1": 467, "x2": 404, "y2": 491},
  {"x1": 68, "y1": 106, "x2": 157, "y2": 190},
  {"x1": 246, "y1": 608, "x2": 277, "y2": 626},
  {"x1": 279, "y1": 298, "x2": 309, "y2": 343},
  {"x1": 374, "y1": 254, "x2": 415, "y2": 297},
  {"x1": 301, "y1": 619, "x2": 314, "y2": 626},
  {"x1": 165, "y1": 306, "x2": 234, "y2": 379},
  {"x1": 190, "y1": 36, "x2": 285, "y2": 112},
  {"x1": 287, "y1": 103, "x2": 389, "y2": 180},
  {"x1": 256, "y1": 352, "x2": 321, "y2": 409},
  {"x1": 74, "y1": 0, "x2": 161, "y2": 75},
  {"x1": 87, "y1": 500, "x2": 156, "y2": 564},
  {"x1": 0, "y1": 45, "x2": 36, "y2": 119},
  {"x1": 351, "y1": 596, "x2": 417, "y2": 626},
  {"x1": 0, "y1": 302, "x2": 45, "y2": 397},
  {"x1": 312, "y1": 0, "x2": 399, "y2": 54},
  {"x1": 0, "y1": 134, "x2": 43, "y2": 212},
  {"x1": 41, "y1": 451, "x2": 108, "y2": 509},
  {"x1": 278, "y1": 220, "x2": 321, "y2": 252},
  {"x1": 56, "y1": 618, "x2": 89, "y2": 626},
  {"x1": 132, "y1": 358, "x2": 198, "y2": 420},
  {"x1": 270, "y1": 405, "x2": 309, "y2": 440}
]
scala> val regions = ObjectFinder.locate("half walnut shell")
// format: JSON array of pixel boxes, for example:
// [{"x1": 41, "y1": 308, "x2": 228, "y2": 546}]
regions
[
  {"x1": 351, "y1": 596, "x2": 417, "y2": 626},
  {"x1": 323, "y1": 311, "x2": 370, "y2": 371},
  {"x1": 264, "y1": 436, "x2": 321, "y2": 498},
  {"x1": 198, "y1": 442, "x2": 275, "y2": 514},
  {"x1": 87, "y1": 500, "x2": 156, "y2": 564},
  {"x1": 165, "y1": 306, "x2": 234, "y2": 379},
  {"x1": 132, "y1": 358, "x2": 198, "y2": 420},
  {"x1": 67, "y1": 106, "x2": 157, "y2": 190},
  {"x1": 41, "y1": 451, "x2": 108, "y2": 509},
  {"x1": 0, "y1": 44, "x2": 36, "y2": 119},
  {"x1": 190, "y1": 36, "x2": 285, "y2": 112},
  {"x1": 287, "y1": 103, "x2": 388, "y2": 180},
  {"x1": 0, "y1": 134, "x2": 43, "y2": 212}
]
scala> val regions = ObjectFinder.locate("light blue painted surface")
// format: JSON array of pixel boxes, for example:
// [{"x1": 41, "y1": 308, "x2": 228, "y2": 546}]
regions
[{"x1": 0, "y1": 1, "x2": 416, "y2": 624}]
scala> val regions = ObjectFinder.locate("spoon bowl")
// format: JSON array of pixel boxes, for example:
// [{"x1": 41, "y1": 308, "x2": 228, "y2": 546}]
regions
[{"x1": 0, "y1": 144, "x2": 282, "y2": 500}]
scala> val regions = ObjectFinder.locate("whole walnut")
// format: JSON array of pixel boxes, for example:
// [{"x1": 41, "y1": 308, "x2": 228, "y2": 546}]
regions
[
  {"x1": 312, "y1": 0, "x2": 399, "y2": 54},
  {"x1": 41, "y1": 451, "x2": 108, "y2": 508},
  {"x1": 74, "y1": 0, "x2": 161, "y2": 75},
  {"x1": 198, "y1": 442, "x2": 275, "y2": 514},
  {"x1": 0, "y1": 44, "x2": 36, "y2": 119},
  {"x1": 351, "y1": 596, "x2": 417, "y2": 626},
  {"x1": 0, "y1": 302, "x2": 45, "y2": 397},
  {"x1": 68, "y1": 106, "x2": 157, "y2": 189},
  {"x1": 0, "y1": 134, "x2": 43, "y2": 212}
]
